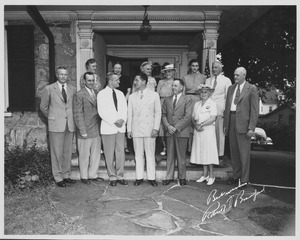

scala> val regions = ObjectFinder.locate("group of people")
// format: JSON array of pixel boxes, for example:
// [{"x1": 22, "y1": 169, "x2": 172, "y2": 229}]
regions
[{"x1": 40, "y1": 57, "x2": 259, "y2": 189}]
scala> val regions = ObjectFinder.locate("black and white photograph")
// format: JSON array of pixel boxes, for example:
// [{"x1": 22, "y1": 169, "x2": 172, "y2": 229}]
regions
[{"x1": 1, "y1": 1, "x2": 298, "y2": 238}]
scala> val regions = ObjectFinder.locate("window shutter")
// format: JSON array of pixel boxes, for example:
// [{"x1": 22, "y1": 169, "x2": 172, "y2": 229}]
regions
[{"x1": 6, "y1": 25, "x2": 35, "y2": 112}]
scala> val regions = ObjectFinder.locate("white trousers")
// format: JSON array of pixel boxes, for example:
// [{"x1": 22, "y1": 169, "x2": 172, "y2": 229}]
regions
[
  {"x1": 133, "y1": 137, "x2": 156, "y2": 180},
  {"x1": 77, "y1": 135, "x2": 101, "y2": 179}
]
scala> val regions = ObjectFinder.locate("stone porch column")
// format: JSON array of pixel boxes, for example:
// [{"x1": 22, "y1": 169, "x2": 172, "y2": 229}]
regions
[
  {"x1": 76, "y1": 13, "x2": 94, "y2": 90},
  {"x1": 202, "y1": 29, "x2": 219, "y2": 76}
]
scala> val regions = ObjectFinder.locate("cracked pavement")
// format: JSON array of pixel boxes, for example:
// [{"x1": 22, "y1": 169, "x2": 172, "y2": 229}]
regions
[{"x1": 49, "y1": 180, "x2": 294, "y2": 236}]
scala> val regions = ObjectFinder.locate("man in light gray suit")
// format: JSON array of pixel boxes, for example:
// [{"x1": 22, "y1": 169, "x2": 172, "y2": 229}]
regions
[
  {"x1": 40, "y1": 66, "x2": 77, "y2": 187},
  {"x1": 162, "y1": 79, "x2": 192, "y2": 186},
  {"x1": 73, "y1": 72, "x2": 102, "y2": 185},
  {"x1": 127, "y1": 73, "x2": 161, "y2": 187}
]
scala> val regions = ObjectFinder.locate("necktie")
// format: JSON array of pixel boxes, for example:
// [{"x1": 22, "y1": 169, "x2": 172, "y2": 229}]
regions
[
  {"x1": 62, "y1": 84, "x2": 67, "y2": 103},
  {"x1": 213, "y1": 76, "x2": 217, "y2": 89},
  {"x1": 112, "y1": 89, "x2": 118, "y2": 111},
  {"x1": 140, "y1": 91, "x2": 143, "y2": 99},
  {"x1": 234, "y1": 84, "x2": 240, "y2": 105},
  {"x1": 91, "y1": 90, "x2": 96, "y2": 101},
  {"x1": 173, "y1": 95, "x2": 177, "y2": 110}
]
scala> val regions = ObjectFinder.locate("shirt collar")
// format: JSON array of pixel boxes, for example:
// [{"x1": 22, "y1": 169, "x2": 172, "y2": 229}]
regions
[
  {"x1": 237, "y1": 81, "x2": 246, "y2": 89},
  {"x1": 57, "y1": 81, "x2": 67, "y2": 88},
  {"x1": 85, "y1": 86, "x2": 93, "y2": 95},
  {"x1": 139, "y1": 88, "x2": 147, "y2": 94},
  {"x1": 173, "y1": 92, "x2": 182, "y2": 100}
]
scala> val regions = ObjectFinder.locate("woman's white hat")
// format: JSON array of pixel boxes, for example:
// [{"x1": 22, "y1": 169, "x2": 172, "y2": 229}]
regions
[
  {"x1": 198, "y1": 83, "x2": 215, "y2": 91},
  {"x1": 161, "y1": 64, "x2": 176, "y2": 73}
]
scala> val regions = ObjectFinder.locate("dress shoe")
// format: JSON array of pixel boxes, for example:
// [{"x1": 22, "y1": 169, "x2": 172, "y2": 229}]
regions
[
  {"x1": 124, "y1": 148, "x2": 130, "y2": 154},
  {"x1": 117, "y1": 179, "x2": 128, "y2": 185},
  {"x1": 160, "y1": 148, "x2": 166, "y2": 156},
  {"x1": 134, "y1": 179, "x2": 143, "y2": 186},
  {"x1": 196, "y1": 176, "x2": 209, "y2": 183},
  {"x1": 148, "y1": 180, "x2": 158, "y2": 187},
  {"x1": 89, "y1": 177, "x2": 104, "y2": 181},
  {"x1": 63, "y1": 178, "x2": 76, "y2": 184},
  {"x1": 162, "y1": 179, "x2": 173, "y2": 186},
  {"x1": 179, "y1": 179, "x2": 187, "y2": 186},
  {"x1": 207, "y1": 177, "x2": 215, "y2": 186},
  {"x1": 56, "y1": 181, "x2": 66, "y2": 187},
  {"x1": 227, "y1": 177, "x2": 239, "y2": 185},
  {"x1": 81, "y1": 179, "x2": 91, "y2": 185},
  {"x1": 109, "y1": 180, "x2": 117, "y2": 186}
]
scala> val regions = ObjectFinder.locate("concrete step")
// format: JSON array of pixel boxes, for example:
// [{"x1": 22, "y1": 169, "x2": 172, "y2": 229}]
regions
[{"x1": 70, "y1": 153, "x2": 233, "y2": 181}]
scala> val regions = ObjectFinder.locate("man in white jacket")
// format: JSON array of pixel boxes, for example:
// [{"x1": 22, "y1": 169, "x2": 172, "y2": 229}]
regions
[
  {"x1": 206, "y1": 61, "x2": 232, "y2": 159},
  {"x1": 97, "y1": 72, "x2": 128, "y2": 187},
  {"x1": 127, "y1": 73, "x2": 161, "y2": 187}
]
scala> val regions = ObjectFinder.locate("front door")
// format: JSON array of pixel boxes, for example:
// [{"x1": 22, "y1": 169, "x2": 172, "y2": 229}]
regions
[{"x1": 106, "y1": 55, "x2": 147, "y2": 82}]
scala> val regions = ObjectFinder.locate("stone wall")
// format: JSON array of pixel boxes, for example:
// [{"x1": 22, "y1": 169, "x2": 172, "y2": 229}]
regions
[
  {"x1": 35, "y1": 21, "x2": 77, "y2": 99},
  {"x1": 5, "y1": 112, "x2": 48, "y2": 150},
  {"x1": 5, "y1": 20, "x2": 77, "y2": 149}
]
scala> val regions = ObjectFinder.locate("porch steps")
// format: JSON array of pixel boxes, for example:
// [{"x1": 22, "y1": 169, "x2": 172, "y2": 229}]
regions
[{"x1": 70, "y1": 153, "x2": 233, "y2": 181}]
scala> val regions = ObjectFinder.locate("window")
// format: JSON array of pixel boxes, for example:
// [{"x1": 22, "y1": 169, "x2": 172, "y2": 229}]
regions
[
  {"x1": 269, "y1": 106, "x2": 273, "y2": 112},
  {"x1": 6, "y1": 25, "x2": 35, "y2": 112}
]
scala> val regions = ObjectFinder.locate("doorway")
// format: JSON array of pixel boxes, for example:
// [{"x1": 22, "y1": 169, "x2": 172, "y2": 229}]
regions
[{"x1": 106, "y1": 55, "x2": 147, "y2": 82}]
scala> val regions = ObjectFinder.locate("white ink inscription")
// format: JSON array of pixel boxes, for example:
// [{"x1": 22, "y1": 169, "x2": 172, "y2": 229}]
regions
[{"x1": 202, "y1": 185, "x2": 265, "y2": 222}]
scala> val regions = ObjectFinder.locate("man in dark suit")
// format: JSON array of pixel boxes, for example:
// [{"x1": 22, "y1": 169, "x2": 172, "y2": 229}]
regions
[
  {"x1": 40, "y1": 66, "x2": 77, "y2": 187},
  {"x1": 161, "y1": 78, "x2": 192, "y2": 186},
  {"x1": 223, "y1": 67, "x2": 259, "y2": 188},
  {"x1": 73, "y1": 72, "x2": 102, "y2": 185}
]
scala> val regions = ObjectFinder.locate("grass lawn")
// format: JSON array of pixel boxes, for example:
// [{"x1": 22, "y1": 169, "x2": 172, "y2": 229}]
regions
[{"x1": 4, "y1": 185, "x2": 91, "y2": 235}]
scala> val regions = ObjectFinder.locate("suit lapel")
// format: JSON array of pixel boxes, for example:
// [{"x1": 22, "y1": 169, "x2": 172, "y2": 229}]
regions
[
  {"x1": 174, "y1": 95, "x2": 184, "y2": 111},
  {"x1": 54, "y1": 83, "x2": 64, "y2": 102},
  {"x1": 166, "y1": 97, "x2": 173, "y2": 112},
  {"x1": 134, "y1": 92, "x2": 142, "y2": 111},
  {"x1": 237, "y1": 82, "x2": 250, "y2": 103},
  {"x1": 83, "y1": 88, "x2": 96, "y2": 106},
  {"x1": 66, "y1": 84, "x2": 74, "y2": 103},
  {"x1": 138, "y1": 90, "x2": 149, "y2": 113}
]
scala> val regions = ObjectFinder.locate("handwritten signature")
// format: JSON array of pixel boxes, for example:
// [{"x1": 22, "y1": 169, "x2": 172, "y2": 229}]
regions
[{"x1": 202, "y1": 186, "x2": 265, "y2": 222}]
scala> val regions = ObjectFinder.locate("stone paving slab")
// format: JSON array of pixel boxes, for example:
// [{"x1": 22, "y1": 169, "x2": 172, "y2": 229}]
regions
[
  {"x1": 169, "y1": 227, "x2": 219, "y2": 236},
  {"x1": 200, "y1": 218, "x2": 269, "y2": 236},
  {"x1": 78, "y1": 215, "x2": 167, "y2": 235},
  {"x1": 155, "y1": 195, "x2": 204, "y2": 222},
  {"x1": 131, "y1": 210, "x2": 177, "y2": 231},
  {"x1": 49, "y1": 180, "x2": 294, "y2": 236}
]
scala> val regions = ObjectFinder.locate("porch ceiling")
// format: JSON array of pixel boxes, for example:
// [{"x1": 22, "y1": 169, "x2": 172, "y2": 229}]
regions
[
  {"x1": 96, "y1": 31, "x2": 202, "y2": 51},
  {"x1": 5, "y1": 5, "x2": 273, "y2": 50}
]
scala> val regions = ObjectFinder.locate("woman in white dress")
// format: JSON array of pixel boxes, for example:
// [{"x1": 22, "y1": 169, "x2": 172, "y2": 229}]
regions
[{"x1": 190, "y1": 84, "x2": 219, "y2": 185}]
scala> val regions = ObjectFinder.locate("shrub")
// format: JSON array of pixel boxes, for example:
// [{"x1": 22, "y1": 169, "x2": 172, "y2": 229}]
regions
[
  {"x1": 4, "y1": 140, "x2": 53, "y2": 191},
  {"x1": 257, "y1": 119, "x2": 295, "y2": 151}
]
